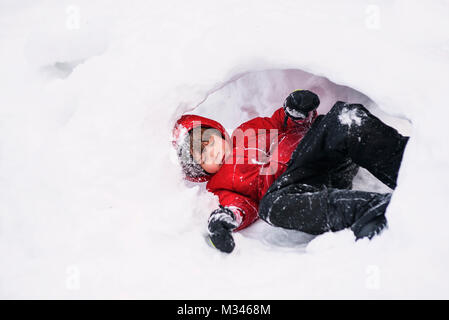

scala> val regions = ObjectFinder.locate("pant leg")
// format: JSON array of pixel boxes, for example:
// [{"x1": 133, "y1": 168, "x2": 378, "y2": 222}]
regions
[
  {"x1": 327, "y1": 158, "x2": 359, "y2": 189},
  {"x1": 329, "y1": 189, "x2": 391, "y2": 240},
  {"x1": 259, "y1": 184, "x2": 391, "y2": 238}
]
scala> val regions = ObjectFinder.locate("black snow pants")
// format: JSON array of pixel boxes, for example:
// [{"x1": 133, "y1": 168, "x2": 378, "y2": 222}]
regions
[{"x1": 258, "y1": 101, "x2": 409, "y2": 240}]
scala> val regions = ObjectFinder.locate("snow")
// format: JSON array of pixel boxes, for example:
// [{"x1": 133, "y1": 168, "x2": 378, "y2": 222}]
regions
[
  {"x1": 338, "y1": 107, "x2": 363, "y2": 127},
  {"x1": 285, "y1": 106, "x2": 307, "y2": 120},
  {"x1": 0, "y1": 0, "x2": 448, "y2": 299}
]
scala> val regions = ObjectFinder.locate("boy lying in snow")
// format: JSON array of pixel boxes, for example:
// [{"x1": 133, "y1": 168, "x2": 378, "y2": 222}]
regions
[{"x1": 173, "y1": 90, "x2": 409, "y2": 253}]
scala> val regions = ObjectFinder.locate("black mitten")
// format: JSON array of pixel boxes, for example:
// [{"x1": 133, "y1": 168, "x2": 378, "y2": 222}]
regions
[
  {"x1": 283, "y1": 90, "x2": 320, "y2": 120},
  {"x1": 208, "y1": 206, "x2": 239, "y2": 253}
]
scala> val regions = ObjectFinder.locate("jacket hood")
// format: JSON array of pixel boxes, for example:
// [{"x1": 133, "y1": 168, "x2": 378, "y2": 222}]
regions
[{"x1": 172, "y1": 114, "x2": 231, "y2": 183}]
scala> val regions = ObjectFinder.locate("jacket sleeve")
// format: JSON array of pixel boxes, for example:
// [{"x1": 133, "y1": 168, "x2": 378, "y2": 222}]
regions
[
  {"x1": 238, "y1": 107, "x2": 317, "y2": 133},
  {"x1": 211, "y1": 189, "x2": 259, "y2": 231},
  {"x1": 235, "y1": 107, "x2": 317, "y2": 156}
]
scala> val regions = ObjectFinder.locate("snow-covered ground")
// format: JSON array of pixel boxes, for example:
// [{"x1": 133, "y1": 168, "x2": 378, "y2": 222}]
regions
[{"x1": 0, "y1": 0, "x2": 448, "y2": 299}]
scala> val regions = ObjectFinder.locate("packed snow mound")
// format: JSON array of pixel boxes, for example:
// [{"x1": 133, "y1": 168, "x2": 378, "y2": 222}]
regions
[{"x1": 0, "y1": 0, "x2": 448, "y2": 299}]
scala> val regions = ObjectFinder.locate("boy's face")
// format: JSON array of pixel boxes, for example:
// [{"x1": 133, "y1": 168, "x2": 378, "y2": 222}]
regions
[{"x1": 192, "y1": 130, "x2": 230, "y2": 174}]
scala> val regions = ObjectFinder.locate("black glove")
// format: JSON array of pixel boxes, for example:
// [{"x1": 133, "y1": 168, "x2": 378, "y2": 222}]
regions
[
  {"x1": 283, "y1": 90, "x2": 320, "y2": 120},
  {"x1": 208, "y1": 206, "x2": 239, "y2": 253}
]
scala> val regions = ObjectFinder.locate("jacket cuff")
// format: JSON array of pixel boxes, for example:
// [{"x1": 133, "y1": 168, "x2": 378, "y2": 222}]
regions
[{"x1": 224, "y1": 206, "x2": 244, "y2": 227}]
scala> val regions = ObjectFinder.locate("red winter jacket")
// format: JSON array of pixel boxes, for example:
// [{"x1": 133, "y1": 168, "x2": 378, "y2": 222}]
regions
[{"x1": 173, "y1": 108, "x2": 317, "y2": 231}]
